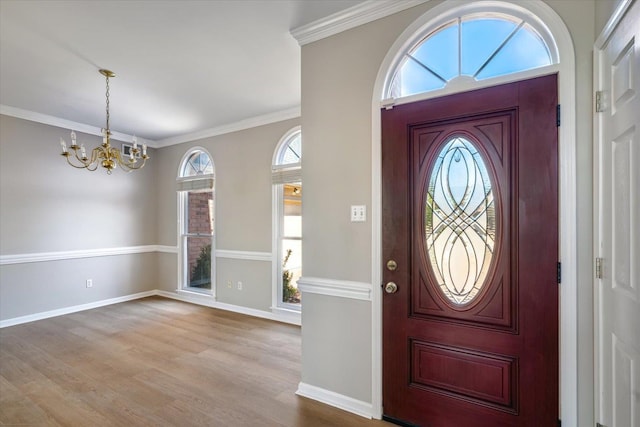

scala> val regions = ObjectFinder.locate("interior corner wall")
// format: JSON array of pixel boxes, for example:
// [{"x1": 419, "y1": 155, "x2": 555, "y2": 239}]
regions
[
  {"x1": 300, "y1": 0, "x2": 597, "y2": 422},
  {"x1": 299, "y1": 0, "x2": 438, "y2": 406},
  {"x1": 0, "y1": 115, "x2": 158, "y2": 321},
  {"x1": 153, "y1": 118, "x2": 299, "y2": 313}
]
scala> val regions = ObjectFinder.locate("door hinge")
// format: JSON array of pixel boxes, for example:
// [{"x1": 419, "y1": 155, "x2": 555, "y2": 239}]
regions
[
  {"x1": 557, "y1": 262, "x2": 562, "y2": 284},
  {"x1": 558, "y1": 419, "x2": 561, "y2": 427},
  {"x1": 595, "y1": 91, "x2": 604, "y2": 112},
  {"x1": 556, "y1": 104, "x2": 561, "y2": 126},
  {"x1": 595, "y1": 257, "x2": 603, "y2": 279},
  {"x1": 596, "y1": 423, "x2": 607, "y2": 427}
]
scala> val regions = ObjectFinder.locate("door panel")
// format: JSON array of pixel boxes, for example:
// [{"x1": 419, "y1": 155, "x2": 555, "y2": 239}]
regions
[
  {"x1": 595, "y1": 2, "x2": 640, "y2": 426},
  {"x1": 382, "y1": 75, "x2": 558, "y2": 427}
]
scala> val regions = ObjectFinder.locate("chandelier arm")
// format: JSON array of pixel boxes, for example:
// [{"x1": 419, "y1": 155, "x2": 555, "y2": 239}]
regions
[{"x1": 64, "y1": 155, "x2": 92, "y2": 169}]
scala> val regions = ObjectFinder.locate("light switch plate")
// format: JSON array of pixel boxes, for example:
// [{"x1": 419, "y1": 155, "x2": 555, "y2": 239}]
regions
[{"x1": 351, "y1": 205, "x2": 366, "y2": 222}]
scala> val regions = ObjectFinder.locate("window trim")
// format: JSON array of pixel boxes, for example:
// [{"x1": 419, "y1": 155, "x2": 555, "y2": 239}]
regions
[
  {"x1": 177, "y1": 147, "x2": 215, "y2": 297},
  {"x1": 272, "y1": 127, "x2": 302, "y2": 313}
]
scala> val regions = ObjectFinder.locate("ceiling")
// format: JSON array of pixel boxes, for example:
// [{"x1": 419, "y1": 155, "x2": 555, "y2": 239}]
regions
[{"x1": 0, "y1": 0, "x2": 368, "y2": 145}]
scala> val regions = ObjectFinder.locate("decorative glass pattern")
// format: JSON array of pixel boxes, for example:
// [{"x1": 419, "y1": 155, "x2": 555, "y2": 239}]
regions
[
  {"x1": 390, "y1": 15, "x2": 552, "y2": 98},
  {"x1": 425, "y1": 137, "x2": 496, "y2": 305}
]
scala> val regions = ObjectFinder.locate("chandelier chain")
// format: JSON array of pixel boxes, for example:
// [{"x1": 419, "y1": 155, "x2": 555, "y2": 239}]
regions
[{"x1": 105, "y1": 75, "x2": 110, "y2": 132}]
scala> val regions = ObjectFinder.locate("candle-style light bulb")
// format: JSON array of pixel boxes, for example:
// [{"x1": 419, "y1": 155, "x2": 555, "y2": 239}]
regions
[
  {"x1": 60, "y1": 137, "x2": 68, "y2": 153},
  {"x1": 80, "y1": 144, "x2": 87, "y2": 159},
  {"x1": 70, "y1": 131, "x2": 77, "y2": 147},
  {"x1": 142, "y1": 143, "x2": 147, "y2": 157},
  {"x1": 132, "y1": 136, "x2": 138, "y2": 150}
]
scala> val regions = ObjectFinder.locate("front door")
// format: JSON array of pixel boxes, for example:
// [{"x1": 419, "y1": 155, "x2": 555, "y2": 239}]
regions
[{"x1": 382, "y1": 75, "x2": 559, "y2": 426}]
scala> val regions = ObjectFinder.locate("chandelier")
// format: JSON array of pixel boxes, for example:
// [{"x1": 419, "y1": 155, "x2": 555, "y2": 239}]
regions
[{"x1": 59, "y1": 69, "x2": 149, "y2": 174}]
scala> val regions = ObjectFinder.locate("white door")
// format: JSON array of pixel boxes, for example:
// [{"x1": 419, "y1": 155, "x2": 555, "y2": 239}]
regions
[{"x1": 595, "y1": 1, "x2": 640, "y2": 427}]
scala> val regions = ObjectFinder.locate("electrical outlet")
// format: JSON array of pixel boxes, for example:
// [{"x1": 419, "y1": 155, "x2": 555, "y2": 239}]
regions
[
  {"x1": 86, "y1": 279, "x2": 93, "y2": 288},
  {"x1": 237, "y1": 281, "x2": 243, "y2": 291},
  {"x1": 227, "y1": 280, "x2": 232, "y2": 288}
]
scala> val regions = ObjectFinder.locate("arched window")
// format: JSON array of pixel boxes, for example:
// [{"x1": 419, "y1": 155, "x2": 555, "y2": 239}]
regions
[
  {"x1": 177, "y1": 148, "x2": 215, "y2": 295},
  {"x1": 387, "y1": 9, "x2": 558, "y2": 99},
  {"x1": 272, "y1": 127, "x2": 302, "y2": 311}
]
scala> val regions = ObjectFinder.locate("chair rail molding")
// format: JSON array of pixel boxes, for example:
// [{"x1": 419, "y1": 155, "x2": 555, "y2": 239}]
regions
[
  {"x1": 0, "y1": 245, "x2": 173, "y2": 265},
  {"x1": 297, "y1": 277, "x2": 372, "y2": 301}
]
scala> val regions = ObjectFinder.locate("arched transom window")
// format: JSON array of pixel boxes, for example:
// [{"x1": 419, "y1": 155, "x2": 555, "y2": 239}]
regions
[
  {"x1": 181, "y1": 150, "x2": 214, "y2": 177},
  {"x1": 389, "y1": 12, "x2": 556, "y2": 98}
]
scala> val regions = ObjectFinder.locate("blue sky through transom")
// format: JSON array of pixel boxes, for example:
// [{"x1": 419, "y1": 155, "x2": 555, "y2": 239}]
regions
[{"x1": 395, "y1": 17, "x2": 551, "y2": 97}]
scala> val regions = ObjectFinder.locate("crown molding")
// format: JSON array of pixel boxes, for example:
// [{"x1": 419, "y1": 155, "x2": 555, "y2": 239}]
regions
[
  {"x1": 1, "y1": 104, "x2": 301, "y2": 149},
  {"x1": 0, "y1": 104, "x2": 153, "y2": 147},
  {"x1": 154, "y1": 106, "x2": 301, "y2": 148},
  {"x1": 291, "y1": 0, "x2": 429, "y2": 46}
]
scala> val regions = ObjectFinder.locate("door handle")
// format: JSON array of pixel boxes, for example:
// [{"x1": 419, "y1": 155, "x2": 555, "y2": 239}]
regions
[
  {"x1": 384, "y1": 282, "x2": 398, "y2": 294},
  {"x1": 386, "y1": 259, "x2": 398, "y2": 271}
]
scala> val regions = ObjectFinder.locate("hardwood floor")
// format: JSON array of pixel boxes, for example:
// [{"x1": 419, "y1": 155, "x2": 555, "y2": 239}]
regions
[{"x1": 0, "y1": 297, "x2": 390, "y2": 426}]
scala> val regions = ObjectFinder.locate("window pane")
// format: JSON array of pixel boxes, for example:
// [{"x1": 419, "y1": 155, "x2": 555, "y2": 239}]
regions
[
  {"x1": 283, "y1": 184, "x2": 301, "y2": 237},
  {"x1": 461, "y1": 18, "x2": 517, "y2": 76},
  {"x1": 476, "y1": 24, "x2": 550, "y2": 80},
  {"x1": 392, "y1": 57, "x2": 446, "y2": 97},
  {"x1": 411, "y1": 22, "x2": 459, "y2": 83},
  {"x1": 282, "y1": 238, "x2": 301, "y2": 304},
  {"x1": 425, "y1": 137, "x2": 496, "y2": 305},
  {"x1": 280, "y1": 134, "x2": 301, "y2": 165},
  {"x1": 186, "y1": 236, "x2": 212, "y2": 289},
  {"x1": 187, "y1": 192, "x2": 214, "y2": 235}
]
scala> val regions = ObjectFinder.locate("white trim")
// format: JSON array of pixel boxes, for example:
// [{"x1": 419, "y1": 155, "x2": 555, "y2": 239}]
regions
[
  {"x1": 156, "y1": 245, "x2": 179, "y2": 254},
  {"x1": 297, "y1": 277, "x2": 372, "y2": 301},
  {"x1": 0, "y1": 245, "x2": 171, "y2": 265},
  {"x1": 0, "y1": 291, "x2": 156, "y2": 328},
  {"x1": 215, "y1": 250, "x2": 272, "y2": 262},
  {"x1": 156, "y1": 107, "x2": 301, "y2": 147},
  {"x1": 156, "y1": 290, "x2": 301, "y2": 326},
  {"x1": 296, "y1": 382, "x2": 373, "y2": 419},
  {"x1": 0, "y1": 289, "x2": 302, "y2": 329},
  {"x1": 1, "y1": 104, "x2": 300, "y2": 149},
  {"x1": 594, "y1": 0, "x2": 634, "y2": 48},
  {"x1": 371, "y1": 0, "x2": 577, "y2": 423},
  {"x1": 291, "y1": 0, "x2": 429, "y2": 46},
  {"x1": 0, "y1": 105, "x2": 153, "y2": 147}
]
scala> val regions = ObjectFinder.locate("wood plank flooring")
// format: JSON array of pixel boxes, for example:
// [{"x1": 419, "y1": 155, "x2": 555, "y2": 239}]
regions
[{"x1": 0, "y1": 297, "x2": 390, "y2": 426}]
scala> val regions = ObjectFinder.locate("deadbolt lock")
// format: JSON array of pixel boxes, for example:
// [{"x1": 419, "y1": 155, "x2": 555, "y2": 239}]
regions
[{"x1": 386, "y1": 260, "x2": 398, "y2": 271}]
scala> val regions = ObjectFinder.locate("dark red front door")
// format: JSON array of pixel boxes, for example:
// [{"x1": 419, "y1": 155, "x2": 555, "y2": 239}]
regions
[{"x1": 382, "y1": 75, "x2": 558, "y2": 427}]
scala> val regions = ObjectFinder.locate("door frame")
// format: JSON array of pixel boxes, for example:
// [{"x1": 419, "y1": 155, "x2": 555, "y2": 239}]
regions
[
  {"x1": 593, "y1": 0, "x2": 636, "y2": 423},
  {"x1": 370, "y1": 0, "x2": 578, "y2": 424}
]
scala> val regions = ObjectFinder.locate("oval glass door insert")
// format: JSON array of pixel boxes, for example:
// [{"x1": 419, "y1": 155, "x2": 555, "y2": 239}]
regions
[{"x1": 425, "y1": 136, "x2": 496, "y2": 305}]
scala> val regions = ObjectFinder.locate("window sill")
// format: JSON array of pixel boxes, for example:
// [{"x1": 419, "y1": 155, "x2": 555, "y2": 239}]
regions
[{"x1": 176, "y1": 288, "x2": 215, "y2": 298}]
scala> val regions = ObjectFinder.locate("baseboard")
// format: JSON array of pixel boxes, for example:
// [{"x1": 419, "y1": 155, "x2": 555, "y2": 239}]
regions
[
  {"x1": 155, "y1": 290, "x2": 301, "y2": 326},
  {"x1": 0, "y1": 290, "x2": 156, "y2": 328},
  {"x1": 296, "y1": 382, "x2": 373, "y2": 419},
  {"x1": 0, "y1": 288, "x2": 302, "y2": 328}
]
